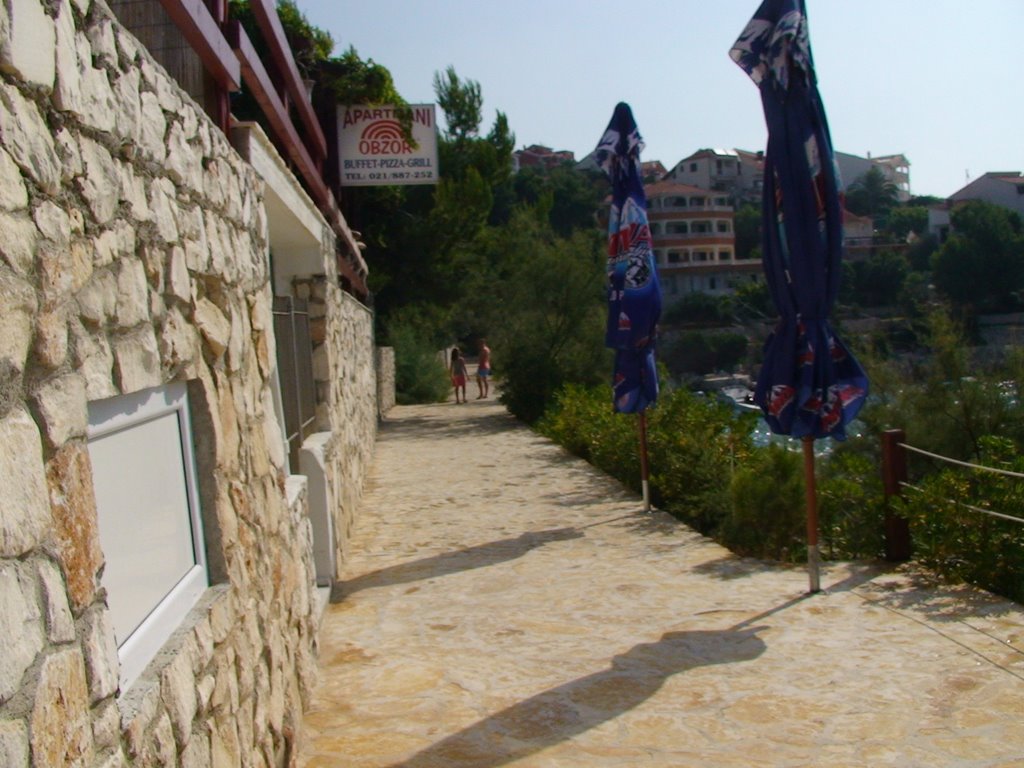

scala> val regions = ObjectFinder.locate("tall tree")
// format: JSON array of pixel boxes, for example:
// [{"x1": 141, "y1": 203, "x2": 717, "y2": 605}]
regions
[
  {"x1": 845, "y1": 166, "x2": 899, "y2": 220},
  {"x1": 931, "y1": 200, "x2": 1024, "y2": 312}
]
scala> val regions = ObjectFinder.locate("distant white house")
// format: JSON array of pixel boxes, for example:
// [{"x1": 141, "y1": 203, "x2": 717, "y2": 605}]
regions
[
  {"x1": 949, "y1": 172, "x2": 1024, "y2": 217},
  {"x1": 835, "y1": 151, "x2": 912, "y2": 202}
]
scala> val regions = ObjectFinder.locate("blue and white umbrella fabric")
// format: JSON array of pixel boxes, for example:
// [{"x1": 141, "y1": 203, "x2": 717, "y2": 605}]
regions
[
  {"x1": 730, "y1": 0, "x2": 868, "y2": 441},
  {"x1": 595, "y1": 102, "x2": 662, "y2": 414}
]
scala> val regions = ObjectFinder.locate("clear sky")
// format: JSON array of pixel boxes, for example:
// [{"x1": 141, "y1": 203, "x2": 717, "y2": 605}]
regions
[{"x1": 297, "y1": 0, "x2": 1023, "y2": 199}]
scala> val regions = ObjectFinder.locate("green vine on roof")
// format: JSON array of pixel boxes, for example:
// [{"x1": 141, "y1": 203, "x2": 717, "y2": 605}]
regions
[{"x1": 229, "y1": 1, "x2": 411, "y2": 137}]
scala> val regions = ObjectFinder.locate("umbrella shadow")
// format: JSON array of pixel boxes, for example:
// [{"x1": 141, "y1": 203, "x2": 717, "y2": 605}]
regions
[
  {"x1": 384, "y1": 626, "x2": 767, "y2": 768},
  {"x1": 691, "y1": 555, "x2": 886, "y2": 591},
  {"x1": 330, "y1": 527, "x2": 585, "y2": 602},
  {"x1": 851, "y1": 568, "x2": 1023, "y2": 623}
]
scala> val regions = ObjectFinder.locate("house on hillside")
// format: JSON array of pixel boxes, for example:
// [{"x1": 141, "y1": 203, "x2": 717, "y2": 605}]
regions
[
  {"x1": 842, "y1": 209, "x2": 875, "y2": 261},
  {"x1": 646, "y1": 180, "x2": 759, "y2": 300},
  {"x1": 0, "y1": 1, "x2": 392, "y2": 765},
  {"x1": 949, "y1": 172, "x2": 1024, "y2": 217},
  {"x1": 835, "y1": 151, "x2": 911, "y2": 202},
  {"x1": 641, "y1": 160, "x2": 667, "y2": 182},
  {"x1": 513, "y1": 144, "x2": 575, "y2": 172}
]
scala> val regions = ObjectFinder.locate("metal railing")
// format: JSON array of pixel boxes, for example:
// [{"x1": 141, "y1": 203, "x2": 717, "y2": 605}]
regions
[{"x1": 273, "y1": 295, "x2": 317, "y2": 470}]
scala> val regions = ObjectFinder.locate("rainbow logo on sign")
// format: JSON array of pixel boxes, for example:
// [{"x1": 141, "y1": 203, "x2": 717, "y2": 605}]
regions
[{"x1": 359, "y1": 120, "x2": 413, "y2": 155}]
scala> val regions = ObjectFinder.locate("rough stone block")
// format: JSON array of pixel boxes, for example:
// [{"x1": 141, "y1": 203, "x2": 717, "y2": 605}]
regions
[
  {"x1": 0, "y1": 563, "x2": 45, "y2": 703},
  {"x1": 86, "y1": 14, "x2": 116, "y2": 67},
  {"x1": 150, "y1": 177, "x2": 180, "y2": 244},
  {"x1": 0, "y1": 83, "x2": 61, "y2": 194},
  {"x1": 112, "y1": 327, "x2": 161, "y2": 393},
  {"x1": 93, "y1": 220, "x2": 136, "y2": 268},
  {"x1": 159, "y1": 306, "x2": 199, "y2": 377},
  {"x1": 120, "y1": 163, "x2": 151, "y2": 222},
  {"x1": 140, "y1": 711, "x2": 176, "y2": 767},
  {"x1": 120, "y1": 679, "x2": 160, "y2": 759},
  {"x1": 35, "y1": 559, "x2": 75, "y2": 643},
  {"x1": 29, "y1": 649, "x2": 95, "y2": 766},
  {"x1": 0, "y1": 210, "x2": 38, "y2": 277},
  {"x1": 115, "y1": 259, "x2": 149, "y2": 329},
  {"x1": 210, "y1": 713, "x2": 240, "y2": 768},
  {"x1": 39, "y1": 339, "x2": 70, "y2": 395},
  {"x1": 113, "y1": 68, "x2": 142, "y2": 147},
  {"x1": 44, "y1": 442, "x2": 103, "y2": 610},
  {"x1": 166, "y1": 121, "x2": 201, "y2": 189},
  {"x1": 166, "y1": 245, "x2": 191, "y2": 302},
  {"x1": 77, "y1": 136, "x2": 120, "y2": 225},
  {"x1": 0, "y1": 718, "x2": 29, "y2": 767},
  {"x1": 194, "y1": 298, "x2": 231, "y2": 359},
  {"x1": 76, "y1": 268, "x2": 116, "y2": 326},
  {"x1": 0, "y1": 408, "x2": 50, "y2": 558},
  {"x1": 52, "y1": 0, "x2": 81, "y2": 114},
  {"x1": 72, "y1": 323, "x2": 116, "y2": 400},
  {"x1": 90, "y1": 699, "x2": 122, "y2": 752},
  {"x1": 54, "y1": 127, "x2": 82, "y2": 182},
  {"x1": 0, "y1": 270, "x2": 36, "y2": 374},
  {"x1": 0, "y1": 146, "x2": 27, "y2": 211},
  {"x1": 82, "y1": 607, "x2": 120, "y2": 703},
  {"x1": 0, "y1": 0, "x2": 56, "y2": 89},
  {"x1": 33, "y1": 371, "x2": 87, "y2": 446},
  {"x1": 160, "y1": 647, "x2": 197, "y2": 748}
]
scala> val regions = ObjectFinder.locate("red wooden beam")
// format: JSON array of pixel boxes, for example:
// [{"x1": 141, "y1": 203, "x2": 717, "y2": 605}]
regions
[
  {"x1": 227, "y1": 22, "x2": 367, "y2": 298},
  {"x1": 158, "y1": 0, "x2": 240, "y2": 91},
  {"x1": 227, "y1": 21, "x2": 330, "y2": 211},
  {"x1": 248, "y1": 0, "x2": 327, "y2": 162}
]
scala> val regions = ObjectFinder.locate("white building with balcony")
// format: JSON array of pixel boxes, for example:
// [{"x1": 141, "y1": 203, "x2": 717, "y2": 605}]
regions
[{"x1": 646, "y1": 181, "x2": 760, "y2": 300}]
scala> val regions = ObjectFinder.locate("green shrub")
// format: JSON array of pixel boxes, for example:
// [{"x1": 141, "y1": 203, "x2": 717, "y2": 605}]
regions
[
  {"x1": 540, "y1": 384, "x2": 757, "y2": 539},
  {"x1": 725, "y1": 445, "x2": 806, "y2": 560},
  {"x1": 387, "y1": 320, "x2": 451, "y2": 404},
  {"x1": 646, "y1": 388, "x2": 755, "y2": 535},
  {"x1": 818, "y1": 450, "x2": 886, "y2": 559},
  {"x1": 899, "y1": 436, "x2": 1024, "y2": 603}
]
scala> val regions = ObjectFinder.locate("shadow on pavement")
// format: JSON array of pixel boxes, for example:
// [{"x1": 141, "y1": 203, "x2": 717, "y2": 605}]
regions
[
  {"x1": 853, "y1": 570, "x2": 1022, "y2": 622},
  {"x1": 378, "y1": 408, "x2": 521, "y2": 442},
  {"x1": 384, "y1": 627, "x2": 767, "y2": 768},
  {"x1": 330, "y1": 527, "x2": 585, "y2": 602}
]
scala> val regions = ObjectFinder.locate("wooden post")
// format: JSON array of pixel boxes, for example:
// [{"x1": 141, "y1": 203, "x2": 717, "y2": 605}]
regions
[
  {"x1": 802, "y1": 436, "x2": 820, "y2": 593},
  {"x1": 881, "y1": 429, "x2": 911, "y2": 561}
]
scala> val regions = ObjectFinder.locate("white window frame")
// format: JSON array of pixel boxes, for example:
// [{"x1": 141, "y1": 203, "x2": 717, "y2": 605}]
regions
[{"x1": 87, "y1": 383, "x2": 208, "y2": 691}]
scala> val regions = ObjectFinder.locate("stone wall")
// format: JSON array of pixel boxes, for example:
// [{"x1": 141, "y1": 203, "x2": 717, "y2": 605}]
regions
[
  {"x1": 0, "y1": 0, "x2": 377, "y2": 765},
  {"x1": 376, "y1": 347, "x2": 395, "y2": 417}
]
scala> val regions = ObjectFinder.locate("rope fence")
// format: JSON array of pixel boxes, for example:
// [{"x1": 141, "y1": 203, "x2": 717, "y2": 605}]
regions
[
  {"x1": 899, "y1": 481, "x2": 1024, "y2": 526},
  {"x1": 880, "y1": 428, "x2": 1024, "y2": 561}
]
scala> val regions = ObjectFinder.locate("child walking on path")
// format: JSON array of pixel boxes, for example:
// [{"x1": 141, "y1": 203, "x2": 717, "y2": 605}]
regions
[{"x1": 449, "y1": 348, "x2": 469, "y2": 404}]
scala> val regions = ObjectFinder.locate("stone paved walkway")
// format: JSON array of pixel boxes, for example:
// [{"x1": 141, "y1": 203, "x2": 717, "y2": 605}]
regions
[{"x1": 297, "y1": 394, "x2": 1024, "y2": 767}]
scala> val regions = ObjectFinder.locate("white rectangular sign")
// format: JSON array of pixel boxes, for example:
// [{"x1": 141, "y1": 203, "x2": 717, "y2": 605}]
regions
[{"x1": 338, "y1": 104, "x2": 439, "y2": 186}]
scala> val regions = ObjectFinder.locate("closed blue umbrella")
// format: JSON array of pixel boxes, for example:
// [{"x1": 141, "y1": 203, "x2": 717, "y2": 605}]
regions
[
  {"x1": 731, "y1": 0, "x2": 868, "y2": 591},
  {"x1": 595, "y1": 103, "x2": 662, "y2": 510}
]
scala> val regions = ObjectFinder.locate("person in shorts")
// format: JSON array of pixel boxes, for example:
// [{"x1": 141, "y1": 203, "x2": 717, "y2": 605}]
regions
[
  {"x1": 450, "y1": 347, "x2": 468, "y2": 404},
  {"x1": 476, "y1": 338, "x2": 491, "y2": 399}
]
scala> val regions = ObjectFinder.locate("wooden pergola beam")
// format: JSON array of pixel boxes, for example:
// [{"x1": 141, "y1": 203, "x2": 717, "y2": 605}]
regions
[
  {"x1": 157, "y1": 0, "x2": 240, "y2": 91},
  {"x1": 248, "y1": 0, "x2": 328, "y2": 162}
]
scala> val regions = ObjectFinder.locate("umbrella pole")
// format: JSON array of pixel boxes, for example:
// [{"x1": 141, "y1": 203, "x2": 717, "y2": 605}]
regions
[
  {"x1": 638, "y1": 412, "x2": 651, "y2": 512},
  {"x1": 802, "y1": 436, "x2": 821, "y2": 593}
]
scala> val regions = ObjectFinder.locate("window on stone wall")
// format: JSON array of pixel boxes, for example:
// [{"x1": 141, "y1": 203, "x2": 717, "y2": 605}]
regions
[{"x1": 87, "y1": 383, "x2": 208, "y2": 690}]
